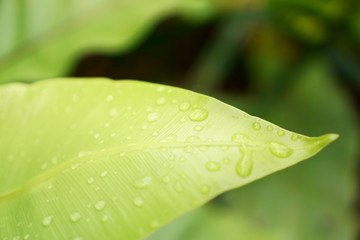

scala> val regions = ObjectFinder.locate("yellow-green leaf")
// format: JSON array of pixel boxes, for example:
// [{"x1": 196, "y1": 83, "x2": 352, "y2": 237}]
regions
[{"x1": 0, "y1": 78, "x2": 337, "y2": 240}]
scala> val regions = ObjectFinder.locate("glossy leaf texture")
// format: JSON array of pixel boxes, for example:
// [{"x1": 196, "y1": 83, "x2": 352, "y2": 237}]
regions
[
  {"x1": 0, "y1": 79, "x2": 337, "y2": 240},
  {"x1": 0, "y1": 0, "x2": 215, "y2": 84}
]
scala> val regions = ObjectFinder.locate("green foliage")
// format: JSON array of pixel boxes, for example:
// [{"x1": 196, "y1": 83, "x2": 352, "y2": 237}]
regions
[
  {"x1": 0, "y1": 79, "x2": 337, "y2": 239},
  {"x1": 0, "y1": 0, "x2": 215, "y2": 84}
]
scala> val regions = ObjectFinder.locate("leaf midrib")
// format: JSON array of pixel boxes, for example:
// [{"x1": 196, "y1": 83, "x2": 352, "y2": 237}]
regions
[{"x1": 0, "y1": 140, "x2": 245, "y2": 203}]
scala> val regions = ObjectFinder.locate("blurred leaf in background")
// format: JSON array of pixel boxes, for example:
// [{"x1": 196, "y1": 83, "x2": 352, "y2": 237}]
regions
[{"x1": 0, "y1": 0, "x2": 218, "y2": 84}]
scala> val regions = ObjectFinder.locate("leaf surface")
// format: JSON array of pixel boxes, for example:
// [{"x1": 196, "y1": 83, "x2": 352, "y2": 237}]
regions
[{"x1": 0, "y1": 78, "x2": 337, "y2": 240}]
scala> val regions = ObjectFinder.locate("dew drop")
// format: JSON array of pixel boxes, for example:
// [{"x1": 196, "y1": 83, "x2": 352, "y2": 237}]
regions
[
  {"x1": 147, "y1": 112, "x2": 159, "y2": 122},
  {"x1": 184, "y1": 145, "x2": 193, "y2": 153},
  {"x1": 268, "y1": 142, "x2": 293, "y2": 158},
  {"x1": 205, "y1": 161, "x2": 221, "y2": 172},
  {"x1": 200, "y1": 184, "x2": 210, "y2": 194},
  {"x1": 70, "y1": 212, "x2": 81, "y2": 222},
  {"x1": 169, "y1": 155, "x2": 175, "y2": 161},
  {"x1": 174, "y1": 181, "x2": 184, "y2": 193},
  {"x1": 133, "y1": 197, "x2": 144, "y2": 207},
  {"x1": 231, "y1": 133, "x2": 252, "y2": 144},
  {"x1": 151, "y1": 220, "x2": 160, "y2": 229},
  {"x1": 277, "y1": 129, "x2": 285, "y2": 137},
  {"x1": 156, "y1": 97, "x2": 166, "y2": 105},
  {"x1": 157, "y1": 86, "x2": 165, "y2": 92},
  {"x1": 42, "y1": 216, "x2": 53, "y2": 227},
  {"x1": 106, "y1": 95, "x2": 113, "y2": 102},
  {"x1": 291, "y1": 134, "x2": 299, "y2": 141},
  {"x1": 101, "y1": 215, "x2": 109, "y2": 222},
  {"x1": 95, "y1": 200, "x2": 106, "y2": 211},
  {"x1": 194, "y1": 125, "x2": 204, "y2": 132},
  {"x1": 179, "y1": 102, "x2": 190, "y2": 111},
  {"x1": 189, "y1": 108, "x2": 208, "y2": 121},
  {"x1": 222, "y1": 158, "x2": 230, "y2": 164},
  {"x1": 101, "y1": 171, "x2": 108, "y2": 177},
  {"x1": 109, "y1": 108, "x2": 118, "y2": 117},
  {"x1": 235, "y1": 149, "x2": 253, "y2": 177},
  {"x1": 133, "y1": 177, "x2": 152, "y2": 189},
  {"x1": 162, "y1": 175, "x2": 171, "y2": 183},
  {"x1": 186, "y1": 135, "x2": 201, "y2": 142},
  {"x1": 252, "y1": 122, "x2": 261, "y2": 131},
  {"x1": 267, "y1": 125, "x2": 273, "y2": 131}
]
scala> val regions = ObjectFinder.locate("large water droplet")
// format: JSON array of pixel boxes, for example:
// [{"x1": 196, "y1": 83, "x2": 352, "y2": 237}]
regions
[
  {"x1": 268, "y1": 142, "x2": 293, "y2": 158},
  {"x1": 235, "y1": 149, "x2": 253, "y2": 177},
  {"x1": 42, "y1": 216, "x2": 53, "y2": 227},
  {"x1": 70, "y1": 212, "x2": 81, "y2": 222},
  {"x1": 189, "y1": 108, "x2": 208, "y2": 121},
  {"x1": 147, "y1": 112, "x2": 159, "y2": 122},
  {"x1": 205, "y1": 161, "x2": 221, "y2": 172},
  {"x1": 95, "y1": 200, "x2": 106, "y2": 211},
  {"x1": 179, "y1": 102, "x2": 190, "y2": 111},
  {"x1": 133, "y1": 197, "x2": 144, "y2": 207},
  {"x1": 133, "y1": 177, "x2": 152, "y2": 189}
]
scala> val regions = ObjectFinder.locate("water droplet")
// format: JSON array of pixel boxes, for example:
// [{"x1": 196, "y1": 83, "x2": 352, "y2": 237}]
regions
[
  {"x1": 156, "y1": 97, "x2": 166, "y2": 105},
  {"x1": 267, "y1": 125, "x2": 273, "y2": 131},
  {"x1": 186, "y1": 135, "x2": 201, "y2": 142},
  {"x1": 277, "y1": 130, "x2": 285, "y2": 137},
  {"x1": 133, "y1": 176, "x2": 152, "y2": 189},
  {"x1": 157, "y1": 86, "x2": 165, "y2": 92},
  {"x1": 205, "y1": 161, "x2": 221, "y2": 172},
  {"x1": 109, "y1": 108, "x2": 118, "y2": 117},
  {"x1": 179, "y1": 102, "x2": 190, "y2": 111},
  {"x1": 162, "y1": 175, "x2": 171, "y2": 183},
  {"x1": 95, "y1": 200, "x2": 106, "y2": 211},
  {"x1": 101, "y1": 171, "x2": 108, "y2": 177},
  {"x1": 222, "y1": 158, "x2": 230, "y2": 164},
  {"x1": 194, "y1": 125, "x2": 204, "y2": 132},
  {"x1": 151, "y1": 220, "x2": 160, "y2": 229},
  {"x1": 141, "y1": 125, "x2": 148, "y2": 130},
  {"x1": 252, "y1": 122, "x2": 261, "y2": 131},
  {"x1": 235, "y1": 149, "x2": 253, "y2": 177},
  {"x1": 106, "y1": 95, "x2": 113, "y2": 102},
  {"x1": 73, "y1": 237, "x2": 83, "y2": 240},
  {"x1": 133, "y1": 197, "x2": 144, "y2": 207},
  {"x1": 169, "y1": 155, "x2": 175, "y2": 161},
  {"x1": 174, "y1": 181, "x2": 184, "y2": 192},
  {"x1": 101, "y1": 215, "x2": 109, "y2": 222},
  {"x1": 42, "y1": 216, "x2": 53, "y2": 227},
  {"x1": 70, "y1": 212, "x2": 81, "y2": 222},
  {"x1": 189, "y1": 108, "x2": 208, "y2": 121},
  {"x1": 93, "y1": 133, "x2": 100, "y2": 139},
  {"x1": 147, "y1": 112, "x2": 160, "y2": 122},
  {"x1": 231, "y1": 133, "x2": 252, "y2": 144},
  {"x1": 268, "y1": 142, "x2": 293, "y2": 158},
  {"x1": 200, "y1": 184, "x2": 210, "y2": 194},
  {"x1": 291, "y1": 134, "x2": 298, "y2": 141}
]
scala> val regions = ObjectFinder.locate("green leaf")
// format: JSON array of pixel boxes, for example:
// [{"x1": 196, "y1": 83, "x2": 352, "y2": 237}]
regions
[
  {"x1": 0, "y1": 78, "x2": 337, "y2": 240},
  {"x1": 0, "y1": 0, "x2": 215, "y2": 84}
]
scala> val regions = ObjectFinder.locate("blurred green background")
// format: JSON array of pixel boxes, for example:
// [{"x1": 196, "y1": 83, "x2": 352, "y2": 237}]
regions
[{"x1": 1, "y1": 0, "x2": 359, "y2": 239}]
